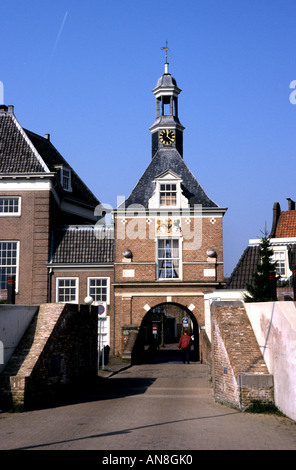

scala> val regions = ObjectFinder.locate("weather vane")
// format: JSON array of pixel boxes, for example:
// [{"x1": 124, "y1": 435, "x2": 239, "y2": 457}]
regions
[{"x1": 161, "y1": 41, "x2": 170, "y2": 63}]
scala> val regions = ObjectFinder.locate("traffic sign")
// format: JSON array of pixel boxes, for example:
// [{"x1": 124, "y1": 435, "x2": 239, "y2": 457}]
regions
[{"x1": 98, "y1": 304, "x2": 105, "y2": 315}]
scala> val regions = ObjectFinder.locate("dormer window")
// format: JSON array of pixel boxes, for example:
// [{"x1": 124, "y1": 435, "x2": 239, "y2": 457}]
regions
[
  {"x1": 148, "y1": 169, "x2": 189, "y2": 209},
  {"x1": 61, "y1": 167, "x2": 72, "y2": 192},
  {"x1": 160, "y1": 183, "x2": 177, "y2": 206}
]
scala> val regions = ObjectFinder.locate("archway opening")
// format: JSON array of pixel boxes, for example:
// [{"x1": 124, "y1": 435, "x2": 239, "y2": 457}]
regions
[{"x1": 132, "y1": 302, "x2": 199, "y2": 364}]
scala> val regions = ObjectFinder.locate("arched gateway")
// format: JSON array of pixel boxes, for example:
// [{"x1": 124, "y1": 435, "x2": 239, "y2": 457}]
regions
[
  {"x1": 112, "y1": 60, "x2": 227, "y2": 362},
  {"x1": 132, "y1": 302, "x2": 199, "y2": 364}
]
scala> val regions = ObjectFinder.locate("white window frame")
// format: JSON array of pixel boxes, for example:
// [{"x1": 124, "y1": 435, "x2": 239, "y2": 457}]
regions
[
  {"x1": 271, "y1": 246, "x2": 291, "y2": 279},
  {"x1": 60, "y1": 167, "x2": 72, "y2": 192},
  {"x1": 87, "y1": 277, "x2": 110, "y2": 305},
  {"x1": 159, "y1": 182, "x2": 177, "y2": 207},
  {"x1": 56, "y1": 277, "x2": 79, "y2": 303},
  {"x1": 156, "y1": 238, "x2": 182, "y2": 280},
  {"x1": 0, "y1": 197, "x2": 21, "y2": 216},
  {"x1": 0, "y1": 241, "x2": 19, "y2": 291}
]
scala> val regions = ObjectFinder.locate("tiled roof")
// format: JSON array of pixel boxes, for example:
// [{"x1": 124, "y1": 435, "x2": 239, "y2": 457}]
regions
[
  {"x1": 226, "y1": 245, "x2": 260, "y2": 289},
  {"x1": 25, "y1": 130, "x2": 99, "y2": 207},
  {"x1": 50, "y1": 226, "x2": 114, "y2": 264},
  {"x1": 124, "y1": 148, "x2": 219, "y2": 208},
  {"x1": 0, "y1": 108, "x2": 99, "y2": 209},
  {"x1": 0, "y1": 113, "x2": 46, "y2": 173},
  {"x1": 227, "y1": 242, "x2": 296, "y2": 289},
  {"x1": 274, "y1": 211, "x2": 296, "y2": 238}
]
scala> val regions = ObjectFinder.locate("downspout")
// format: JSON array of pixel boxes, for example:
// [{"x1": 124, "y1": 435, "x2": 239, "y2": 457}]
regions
[
  {"x1": 47, "y1": 230, "x2": 54, "y2": 303},
  {"x1": 238, "y1": 374, "x2": 243, "y2": 412},
  {"x1": 48, "y1": 267, "x2": 53, "y2": 303},
  {"x1": 112, "y1": 215, "x2": 116, "y2": 356}
]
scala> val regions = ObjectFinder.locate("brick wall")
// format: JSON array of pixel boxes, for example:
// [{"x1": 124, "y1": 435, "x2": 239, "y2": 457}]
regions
[
  {"x1": 113, "y1": 288, "x2": 208, "y2": 357},
  {"x1": 113, "y1": 211, "x2": 224, "y2": 359},
  {"x1": 51, "y1": 268, "x2": 114, "y2": 355},
  {"x1": 50, "y1": 269, "x2": 113, "y2": 304},
  {"x1": 0, "y1": 190, "x2": 51, "y2": 304},
  {"x1": 31, "y1": 192, "x2": 51, "y2": 304},
  {"x1": 0, "y1": 303, "x2": 97, "y2": 410},
  {"x1": 114, "y1": 215, "x2": 224, "y2": 283},
  {"x1": 211, "y1": 301, "x2": 274, "y2": 410},
  {"x1": 0, "y1": 189, "x2": 98, "y2": 305}
]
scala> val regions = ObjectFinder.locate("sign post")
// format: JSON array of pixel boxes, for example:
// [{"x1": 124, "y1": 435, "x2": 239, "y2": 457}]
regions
[{"x1": 98, "y1": 304, "x2": 106, "y2": 370}]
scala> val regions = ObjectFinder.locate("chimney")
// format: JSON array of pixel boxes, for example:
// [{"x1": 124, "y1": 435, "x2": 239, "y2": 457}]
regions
[
  {"x1": 7, "y1": 105, "x2": 14, "y2": 115},
  {"x1": 44, "y1": 134, "x2": 50, "y2": 141},
  {"x1": 270, "y1": 202, "x2": 281, "y2": 238},
  {"x1": 287, "y1": 198, "x2": 295, "y2": 211}
]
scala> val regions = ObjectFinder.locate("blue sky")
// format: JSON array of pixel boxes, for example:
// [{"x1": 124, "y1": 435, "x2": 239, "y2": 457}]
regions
[{"x1": 1, "y1": 0, "x2": 296, "y2": 277}]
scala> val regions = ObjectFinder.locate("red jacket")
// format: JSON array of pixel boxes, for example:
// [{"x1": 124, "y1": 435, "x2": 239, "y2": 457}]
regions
[{"x1": 178, "y1": 334, "x2": 191, "y2": 350}]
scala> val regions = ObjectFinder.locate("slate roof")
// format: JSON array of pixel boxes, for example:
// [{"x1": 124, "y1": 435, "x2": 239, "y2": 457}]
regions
[
  {"x1": 50, "y1": 226, "x2": 114, "y2": 264},
  {"x1": 123, "y1": 148, "x2": 218, "y2": 208},
  {"x1": 0, "y1": 112, "x2": 46, "y2": 173},
  {"x1": 226, "y1": 245, "x2": 260, "y2": 289},
  {"x1": 0, "y1": 107, "x2": 99, "y2": 209},
  {"x1": 155, "y1": 72, "x2": 178, "y2": 88},
  {"x1": 227, "y1": 242, "x2": 296, "y2": 289},
  {"x1": 24, "y1": 129, "x2": 99, "y2": 207}
]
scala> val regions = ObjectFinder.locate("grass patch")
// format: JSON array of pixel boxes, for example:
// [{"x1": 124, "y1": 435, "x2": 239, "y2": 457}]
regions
[{"x1": 245, "y1": 400, "x2": 284, "y2": 416}]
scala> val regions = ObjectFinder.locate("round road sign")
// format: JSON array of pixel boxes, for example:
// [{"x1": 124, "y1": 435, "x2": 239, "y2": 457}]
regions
[{"x1": 98, "y1": 305, "x2": 105, "y2": 315}]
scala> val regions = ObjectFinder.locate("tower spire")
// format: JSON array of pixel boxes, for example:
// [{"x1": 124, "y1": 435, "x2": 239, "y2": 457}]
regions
[
  {"x1": 161, "y1": 41, "x2": 170, "y2": 73},
  {"x1": 150, "y1": 52, "x2": 185, "y2": 159}
]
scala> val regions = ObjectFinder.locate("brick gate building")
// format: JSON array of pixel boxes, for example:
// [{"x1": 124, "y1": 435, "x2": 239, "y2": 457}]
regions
[{"x1": 112, "y1": 61, "x2": 227, "y2": 359}]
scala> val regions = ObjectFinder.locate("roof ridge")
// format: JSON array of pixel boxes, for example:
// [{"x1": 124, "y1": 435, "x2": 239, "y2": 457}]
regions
[
  {"x1": 10, "y1": 115, "x2": 50, "y2": 173},
  {"x1": 173, "y1": 150, "x2": 220, "y2": 207}
]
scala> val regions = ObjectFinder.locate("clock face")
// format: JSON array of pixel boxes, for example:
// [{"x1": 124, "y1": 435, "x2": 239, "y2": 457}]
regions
[{"x1": 159, "y1": 129, "x2": 175, "y2": 145}]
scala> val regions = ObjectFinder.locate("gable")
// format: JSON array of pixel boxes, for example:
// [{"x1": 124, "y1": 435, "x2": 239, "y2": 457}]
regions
[
  {"x1": 0, "y1": 111, "x2": 49, "y2": 173},
  {"x1": 154, "y1": 169, "x2": 182, "y2": 181}
]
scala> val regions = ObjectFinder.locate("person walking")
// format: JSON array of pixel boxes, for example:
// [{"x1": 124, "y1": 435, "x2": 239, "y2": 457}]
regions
[{"x1": 178, "y1": 330, "x2": 191, "y2": 363}]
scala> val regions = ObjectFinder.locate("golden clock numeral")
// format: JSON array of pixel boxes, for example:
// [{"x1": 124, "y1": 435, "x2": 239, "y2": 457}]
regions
[{"x1": 160, "y1": 129, "x2": 175, "y2": 145}]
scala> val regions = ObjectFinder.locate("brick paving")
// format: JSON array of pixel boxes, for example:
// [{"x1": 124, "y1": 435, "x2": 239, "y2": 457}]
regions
[{"x1": 0, "y1": 350, "x2": 296, "y2": 451}]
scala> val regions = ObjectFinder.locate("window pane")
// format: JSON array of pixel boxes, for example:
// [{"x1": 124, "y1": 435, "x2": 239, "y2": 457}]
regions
[
  {"x1": 57, "y1": 278, "x2": 77, "y2": 302},
  {"x1": 0, "y1": 242, "x2": 18, "y2": 289},
  {"x1": 0, "y1": 198, "x2": 19, "y2": 214},
  {"x1": 88, "y1": 278, "x2": 109, "y2": 302},
  {"x1": 159, "y1": 183, "x2": 177, "y2": 206},
  {"x1": 272, "y1": 251, "x2": 286, "y2": 277},
  {"x1": 157, "y1": 239, "x2": 179, "y2": 279}
]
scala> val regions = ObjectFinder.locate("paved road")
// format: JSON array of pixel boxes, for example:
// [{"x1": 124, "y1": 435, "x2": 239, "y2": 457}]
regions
[{"x1": 0, "y1": 361, "x2": 296, "y2": 451}]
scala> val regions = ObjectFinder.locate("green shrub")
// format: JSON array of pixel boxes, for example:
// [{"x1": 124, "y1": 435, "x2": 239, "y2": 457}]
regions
[{"x1": 245, "y1": 400, "x2": 284, "y2": 415}]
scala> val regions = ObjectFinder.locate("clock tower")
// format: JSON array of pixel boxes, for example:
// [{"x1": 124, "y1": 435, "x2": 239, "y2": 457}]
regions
[{"x1": 150, "y1": 60, "x2": 185, "y2": 159}]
